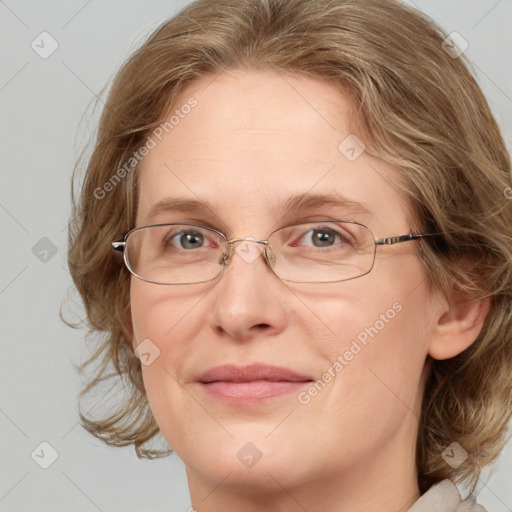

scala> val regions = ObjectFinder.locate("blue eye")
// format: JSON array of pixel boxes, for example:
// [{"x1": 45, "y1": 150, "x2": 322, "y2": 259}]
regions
[
  {"x1": 295, "y1": 226, "x2": 355, "y2": 249},
  {"x1": 173, "y1": 230, "x2": 205, "y2": 250},
  {"x1": 162, "y1": 228, "x2": 210, "y2": 251}
]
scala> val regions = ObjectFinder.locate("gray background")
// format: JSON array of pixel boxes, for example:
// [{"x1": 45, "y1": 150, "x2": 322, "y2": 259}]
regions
[{"x1": 0, "y1": 0, "x2": 511, "y2": 510}]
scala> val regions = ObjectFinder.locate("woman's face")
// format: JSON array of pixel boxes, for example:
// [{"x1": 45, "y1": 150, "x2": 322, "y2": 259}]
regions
[{"x1": 130, "y1": 69, "x2": 438, "y2": 504}]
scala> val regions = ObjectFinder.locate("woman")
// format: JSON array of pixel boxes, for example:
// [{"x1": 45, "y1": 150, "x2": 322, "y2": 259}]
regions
[{"x1": 66, "y1": 0, "x2": 512, "y2": 510}]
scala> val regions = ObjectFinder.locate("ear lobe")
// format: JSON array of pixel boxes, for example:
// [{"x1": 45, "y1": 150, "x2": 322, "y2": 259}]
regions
[{"x1": 428, "y1": 291, "x2": 491, "y2": 360}]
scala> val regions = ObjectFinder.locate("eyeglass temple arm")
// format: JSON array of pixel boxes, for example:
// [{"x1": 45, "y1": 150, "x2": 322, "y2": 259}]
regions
[
  {"x1": 375, "y1": 233, "x2": 441, "y2": 245},
  {"x1": 112, "y1": 241, "x2": 126, "y2": 252}
]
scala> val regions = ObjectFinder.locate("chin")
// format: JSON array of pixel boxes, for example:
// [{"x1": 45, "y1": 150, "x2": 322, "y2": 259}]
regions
[{"x1": 168, "y1": 421, "x2": 334, "y2": 494}]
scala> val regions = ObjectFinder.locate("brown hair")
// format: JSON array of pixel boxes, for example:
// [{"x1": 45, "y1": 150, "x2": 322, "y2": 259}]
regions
[{"x1": 65, "y1": 0, "x2": 512, "y2": 494}]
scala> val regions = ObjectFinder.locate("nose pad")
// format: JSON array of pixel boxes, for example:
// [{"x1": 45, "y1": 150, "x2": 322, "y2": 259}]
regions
[
  {"x1": 217, "y1": 240, "x2": 273, "y2": 268},
  {"x1": 218, "y1": 251, "x2": 229, "y2": 266},
  {"x1": 266, "y1": 246, "x2": 276, "y2": 266}
]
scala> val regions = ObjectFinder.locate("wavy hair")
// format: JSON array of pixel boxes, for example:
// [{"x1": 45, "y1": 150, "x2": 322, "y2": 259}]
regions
[{"x1": 64, "y1": 0, "x2": 512, "y2": 494}]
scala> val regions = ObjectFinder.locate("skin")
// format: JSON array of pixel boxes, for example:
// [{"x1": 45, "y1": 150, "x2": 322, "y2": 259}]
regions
[{"x1": 129, "y1": 68, "x2": 490, "y2": 512}]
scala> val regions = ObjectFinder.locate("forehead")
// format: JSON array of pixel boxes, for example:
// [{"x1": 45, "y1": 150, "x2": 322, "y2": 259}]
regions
[{"x1": 136, "y1": 69, "x2": 414, "y2": 235}]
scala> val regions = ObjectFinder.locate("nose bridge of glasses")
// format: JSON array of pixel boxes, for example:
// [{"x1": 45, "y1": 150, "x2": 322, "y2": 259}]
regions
[
  {"x1": 221, "y1": 237, "x2": 272, "y2": 266},
  {"x1": 226, "y1": 237, "x2": 268, "y2": 246}
]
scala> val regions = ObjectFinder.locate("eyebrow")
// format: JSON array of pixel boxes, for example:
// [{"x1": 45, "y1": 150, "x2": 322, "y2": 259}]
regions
[
  {"x1": 145, "y1": 192, "x2": 372, "y2": 223},
  {"x1": 280, "y1": 192, "x2": 371, "y2": 217}
]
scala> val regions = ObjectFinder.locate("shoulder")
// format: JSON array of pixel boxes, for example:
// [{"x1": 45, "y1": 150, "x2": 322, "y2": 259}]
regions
[{"x1": 407, "y1": 480, "x2": 488, "y2": 512}]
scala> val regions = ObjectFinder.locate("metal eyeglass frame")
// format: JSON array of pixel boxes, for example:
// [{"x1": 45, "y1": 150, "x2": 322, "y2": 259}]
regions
[{"x1": 111, "y1": 220, "x2": 443, "y2": 285}]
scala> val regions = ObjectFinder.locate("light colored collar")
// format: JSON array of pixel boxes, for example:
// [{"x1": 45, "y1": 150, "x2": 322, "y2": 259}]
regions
[{"x1": 407, "y1": 480, "x2": 487, "y2": 512}]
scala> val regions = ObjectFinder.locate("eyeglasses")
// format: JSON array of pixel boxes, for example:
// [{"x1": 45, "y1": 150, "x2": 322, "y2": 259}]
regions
[{"x1": 112, "y1": 220, "x2": 442, "y2": 285}]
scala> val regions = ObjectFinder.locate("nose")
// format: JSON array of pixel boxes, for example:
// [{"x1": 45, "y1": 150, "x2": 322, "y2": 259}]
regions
[{"x1": 210, "y1": 237, "x2": 287, "y2": 342}]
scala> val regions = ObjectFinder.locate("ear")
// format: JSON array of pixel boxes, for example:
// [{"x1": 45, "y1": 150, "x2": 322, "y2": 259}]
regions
[{"x1": 428, "y1": 289, "x2": 491, "y2": 360}]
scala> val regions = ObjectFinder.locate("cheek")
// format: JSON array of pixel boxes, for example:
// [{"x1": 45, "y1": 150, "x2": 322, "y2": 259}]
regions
[
  {"x1": 302, "y1": 256, "x2": 431, "y2": 367},
  {"x1": 300, "y1": 258, "x2": 432, "y2": 431},
  {"x1": 310, "y1": 296, "x2": 427, "y2": 415},
  {"x1": 128, "y1": 279, "x2": 212, "y2": 441},
  {"x1": 129, "y1": 278, "x2": 207, "y2": 347},
  {"x1": 129, "y1": 285, "x2": 208, "y2": 410}
]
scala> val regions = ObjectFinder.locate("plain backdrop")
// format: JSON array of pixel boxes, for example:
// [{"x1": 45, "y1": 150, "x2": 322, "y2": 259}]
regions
[{"x1": 1, "y1": 1, "x2": 511, "y2": 511}]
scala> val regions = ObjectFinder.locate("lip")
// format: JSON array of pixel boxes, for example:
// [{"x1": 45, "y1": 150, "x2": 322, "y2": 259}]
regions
[
  {"x1": 196, "y1": 363, "x2": 314, "y2": 404},
  {"x1": 196, "y1": 363, "x2": 312, "y2": 383}
]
